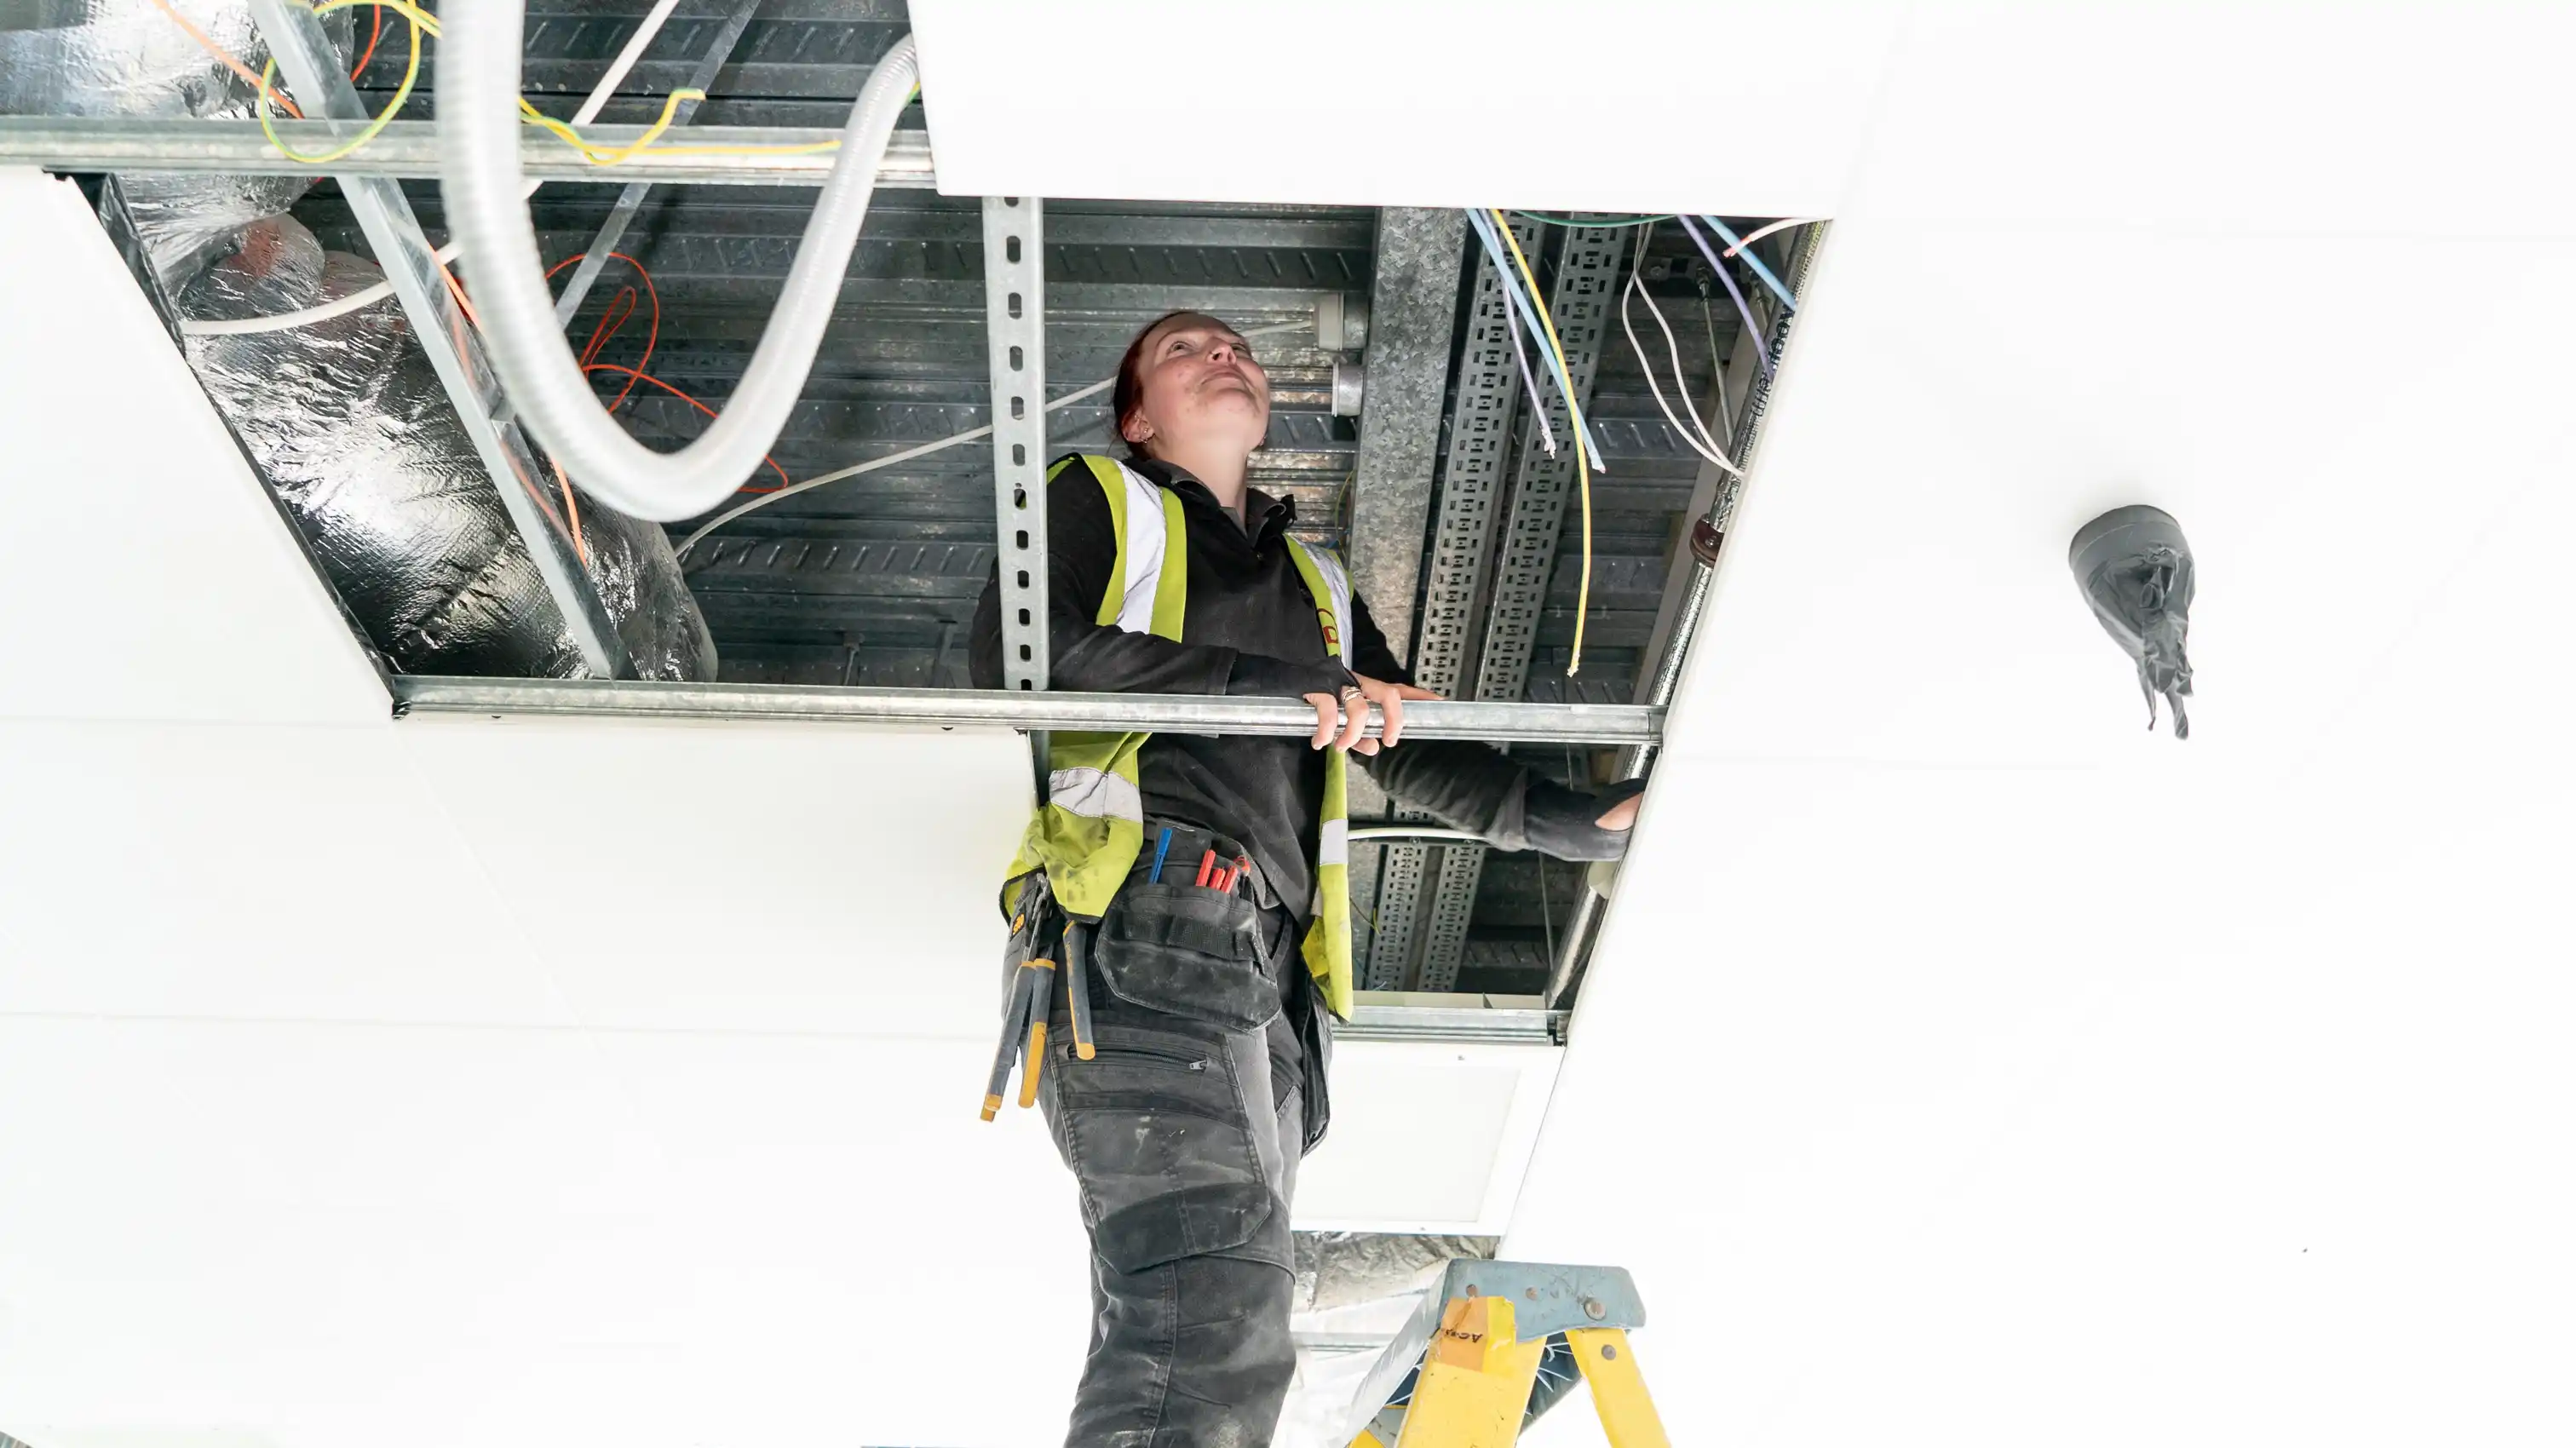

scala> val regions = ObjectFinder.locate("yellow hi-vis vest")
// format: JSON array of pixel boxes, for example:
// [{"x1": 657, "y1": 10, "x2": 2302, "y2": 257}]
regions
[{"x1": 1003, "y1": 454, "x2": 1356, "y2": 1020}]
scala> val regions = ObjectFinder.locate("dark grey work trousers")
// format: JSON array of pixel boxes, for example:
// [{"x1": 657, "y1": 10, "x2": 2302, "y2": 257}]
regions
[{"x1": 1035, "y1": 840, "x2": 1323, "y2": 1448}]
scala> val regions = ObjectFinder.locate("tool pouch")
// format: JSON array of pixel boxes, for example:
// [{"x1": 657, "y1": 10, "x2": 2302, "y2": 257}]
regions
[{"x1": 1094, "y1": 882, "x2": 1280, "y2": 1033}]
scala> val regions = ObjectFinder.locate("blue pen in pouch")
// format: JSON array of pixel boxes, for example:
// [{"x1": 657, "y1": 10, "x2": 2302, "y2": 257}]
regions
[{"x1": 1149, "y1": 827, "x2": 1174, "y2": 883}]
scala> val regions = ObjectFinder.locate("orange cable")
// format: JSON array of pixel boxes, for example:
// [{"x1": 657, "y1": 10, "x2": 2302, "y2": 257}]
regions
[
  {"x1": 351, "y1": 3, "x2": 383, "y2": 80},
  {"x1": 580, "y1": 363, "x2": 792, "y2": 492},
  {"x1": 441, "y1": 262, "x2": 591, "y2": 566},
  {"x1": 147, "y1": 0, "x2": 302, "y2": 118},
  {"x1": 545, "y1": 250, "x2": 660, "y2": 410},
  {"x1": 550, "y1": 457, "x2": 591, "y2": 568},
  {"x1": 579, "y1": 286, "x2": 637, "y2": 368}
]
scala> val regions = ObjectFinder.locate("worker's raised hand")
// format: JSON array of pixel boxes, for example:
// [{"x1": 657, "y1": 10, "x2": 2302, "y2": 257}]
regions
[
  {"x1": 1302, "y1": 675, "x2": 1441, "y2": 754},
  {"x1": 1352, "y1": 675, "x2": 1440, "y2": 755}
]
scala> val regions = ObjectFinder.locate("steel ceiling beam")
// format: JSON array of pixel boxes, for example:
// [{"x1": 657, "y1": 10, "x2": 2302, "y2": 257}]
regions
[
  {"x1": 1341, "y1": 207, "x2": 1467, "y2": 942},
  {"x1": 247, "y1": 0, "x2": 631, "y2": 678},
  {"x1": 0, "y1": 116, "x2": 936, "y2": 187},
  {"x1": 388, "y1": 677, "x2": 1665, "y2": 745},
  {"x1": 1345, "y1": 208, "x2": 1467, "y2": 669}
]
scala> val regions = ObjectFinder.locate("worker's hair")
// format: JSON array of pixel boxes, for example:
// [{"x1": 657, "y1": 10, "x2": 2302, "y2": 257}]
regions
[{"x1": 1111, "y1": 309, "x2": 1216, "y2": 464}]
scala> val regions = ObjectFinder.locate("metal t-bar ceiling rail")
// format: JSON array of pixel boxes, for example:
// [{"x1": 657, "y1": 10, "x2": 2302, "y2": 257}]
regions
[
  {"x1": 0, "y1": 117, "x2": 937, "y2": 186},
  {"x1": 388, "y1": 677, "x2": 1664, "y2": 744}
]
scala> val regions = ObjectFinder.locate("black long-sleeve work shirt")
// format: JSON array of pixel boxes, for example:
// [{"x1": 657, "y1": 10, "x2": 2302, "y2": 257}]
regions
[{"x1": 970, "y1": 456, "x2": 1537, "y2": 921}]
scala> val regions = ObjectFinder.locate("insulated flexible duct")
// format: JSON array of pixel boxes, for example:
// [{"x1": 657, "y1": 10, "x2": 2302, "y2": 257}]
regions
[
  {"x1": 0, "y1": 0, "x2": 346, "y2": 290},
  {"x1": 181, "y1": 215, "x2": 716, "y2": 678},
  {"x1": 438, "y1": 12, "x2": 920, "y2": 522},
  {"x1": 5, "y1": 0, "x2": 716, "y2": 681}
]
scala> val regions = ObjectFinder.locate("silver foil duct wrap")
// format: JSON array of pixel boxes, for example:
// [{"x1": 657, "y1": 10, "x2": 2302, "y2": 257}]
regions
[
  {"x1": 0, "y1": 0, "x2": 348, "y2": 290},
  {"x1": 180, "y1": 216, "x2": 716, "y2": 679},
  {"x1": 1292, "y1": 1233, "x2": 1498, "y2": 1313}
]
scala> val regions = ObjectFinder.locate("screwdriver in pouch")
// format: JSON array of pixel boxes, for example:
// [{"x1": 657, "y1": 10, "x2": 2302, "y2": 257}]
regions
[
  {"x1": 1016, "y1": 951, "x2": 1056, "y2": 1109},
  {"x1": 982, "y1": 949, "x2": 1036, "y2": 1121},
  {"x1": 1062, "y1": 920, "x2": 1096, "y2": 1061}
]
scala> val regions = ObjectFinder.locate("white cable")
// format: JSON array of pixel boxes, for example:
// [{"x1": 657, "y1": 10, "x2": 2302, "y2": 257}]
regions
[
  {"x1": 576, "y1": 0, "x2": 681, "y2": 126},
  {"x1": 1348, "y1": 825, "x2": 1485, "y2": 843},
  {"x1": 1722, "y1": 215, "x2": 1820, "y2": 258},
  {"x1": 179, "y1": 8, "x2": 678, "y2": 340},
  {"x1": 181, "y1": 240, "x2": 460, "y2": 336},
  {"x1": 1492, "y1": 256, "x2": 1555, "y2": 456},
  {"x1": 1619, "y1": 235, "x2": 1739, "y2": 477},
  {"x1": 675, "y1": 321, "x2": 1307, "y2": 558},
  {"x1": 442, "y1": 3, "x2": 917, "y2": 521}
]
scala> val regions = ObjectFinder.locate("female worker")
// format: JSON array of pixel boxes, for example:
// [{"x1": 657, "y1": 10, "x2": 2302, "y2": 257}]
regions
[{"x1": 971, "y1": 310, "x2": 1643, "y2": 1447}]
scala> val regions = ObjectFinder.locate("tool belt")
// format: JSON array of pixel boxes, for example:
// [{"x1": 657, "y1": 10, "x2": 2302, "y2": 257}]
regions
[{"x1": 982, "y1": 820, "x2": 1302, "y2": 1123}]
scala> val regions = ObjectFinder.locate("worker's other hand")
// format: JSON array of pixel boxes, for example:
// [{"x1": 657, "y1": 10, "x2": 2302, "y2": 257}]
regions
[
  {"x1": 1595, "y1": 792, "x2": 1642, "y2": 830},
  {"x1": 1303, "y1": 675, "x2": 1440, "y2": 754}
]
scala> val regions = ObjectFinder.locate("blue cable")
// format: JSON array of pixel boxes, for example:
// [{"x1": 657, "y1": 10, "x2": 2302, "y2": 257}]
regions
[
  {"x1": 1465, "y1": 209, "x2": 1610, "y2": 467},
  {"x1": 1698, "y1": 215, "x2": 1797, "y2": 312}
]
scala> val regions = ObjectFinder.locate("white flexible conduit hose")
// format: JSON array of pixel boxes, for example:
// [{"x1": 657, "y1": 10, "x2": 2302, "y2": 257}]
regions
[{"x1": 437, "y1": 9, "x2": 920, "y2": 521}]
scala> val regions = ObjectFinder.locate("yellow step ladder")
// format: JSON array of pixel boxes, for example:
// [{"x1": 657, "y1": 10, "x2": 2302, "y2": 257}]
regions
[{"x1": 1343, "y1": 1261, "x2": 1667, "y2": 1448}]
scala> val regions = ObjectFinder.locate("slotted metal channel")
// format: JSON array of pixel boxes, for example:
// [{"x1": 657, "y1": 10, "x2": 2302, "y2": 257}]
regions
[
  {"x1": 1417, "y1": 222, "x2": 1624, "y2": 993},
  {"x1": 1362, "y1": 218, "x2": 1535, "y2": 991},
  {"x1": 985, "y1": 196, "x2": 1049, "y2": 693}
]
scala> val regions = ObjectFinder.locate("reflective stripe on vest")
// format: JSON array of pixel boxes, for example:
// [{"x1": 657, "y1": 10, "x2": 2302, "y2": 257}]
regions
[
  {"x1": 1003, "y1": 455, "x2": 1357, "y2": 1020},
  {"x1": 1284, "y1": 535, "x2": 1355, "y2": 1020}
]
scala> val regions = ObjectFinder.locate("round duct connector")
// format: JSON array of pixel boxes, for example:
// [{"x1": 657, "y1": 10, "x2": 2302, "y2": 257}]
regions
[
  {"x1": 1331, "y1": 359, "x2": 1366, "y2": 417},
  {"x1": 1314, "y1": 292, "x2": 1371, "y2": 351}
]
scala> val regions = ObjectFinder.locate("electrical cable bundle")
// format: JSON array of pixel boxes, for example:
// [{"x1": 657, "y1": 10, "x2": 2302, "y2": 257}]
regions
[
  {"x1": 1463, "y1": 207, "x2": 1606, "y2": 675},
  {"x1": 1478, "y1": 209, "x2": 1814, "y2": 676}
]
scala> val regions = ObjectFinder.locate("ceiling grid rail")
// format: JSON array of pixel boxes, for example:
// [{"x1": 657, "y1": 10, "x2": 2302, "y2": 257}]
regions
[
  {"x1": 1415, "y1": 222, "x2": 1624, "y2": 992},
  {"x1": 0, "y1": 115, "x2": 940, "y2": 185},
  {"x1": 1361, "y1": 216, "x2": 1536, "y2": 991}
]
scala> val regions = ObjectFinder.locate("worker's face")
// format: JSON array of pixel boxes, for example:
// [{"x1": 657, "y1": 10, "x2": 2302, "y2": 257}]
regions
[{"x1": 1121, "y1": 314, "x2": 1270, "y2": 459}]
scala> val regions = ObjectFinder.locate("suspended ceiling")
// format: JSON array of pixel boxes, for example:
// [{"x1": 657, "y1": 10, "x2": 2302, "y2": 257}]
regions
[{"x1": 9, "y1": 3, "x2": 2571, "y2": 1447}]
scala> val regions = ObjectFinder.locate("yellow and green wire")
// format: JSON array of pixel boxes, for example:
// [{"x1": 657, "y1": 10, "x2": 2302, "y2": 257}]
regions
[{"x1": 256, "y1": 0, "x2": 866, "y2": 167}]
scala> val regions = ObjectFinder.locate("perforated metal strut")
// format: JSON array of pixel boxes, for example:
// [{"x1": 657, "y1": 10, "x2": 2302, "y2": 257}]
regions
[
  {"x1": 1416, "y1": 223, "x2": 1623, "y2": 991},
  {"x1": 1371, "y1": 221, "x2": 1622, "y2": 991},
  {"x1": 984, "y1": 197, "x2": 1049, "y2": 696},
  {"x1": 1364, "y1": 218, "x2": 1537, "y2": 991}
]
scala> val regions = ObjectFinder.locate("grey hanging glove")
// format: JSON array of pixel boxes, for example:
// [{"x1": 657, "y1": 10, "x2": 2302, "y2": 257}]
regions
[{"x1": 2070, "y1": 504, "x2": 2196, "y2": 739}]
